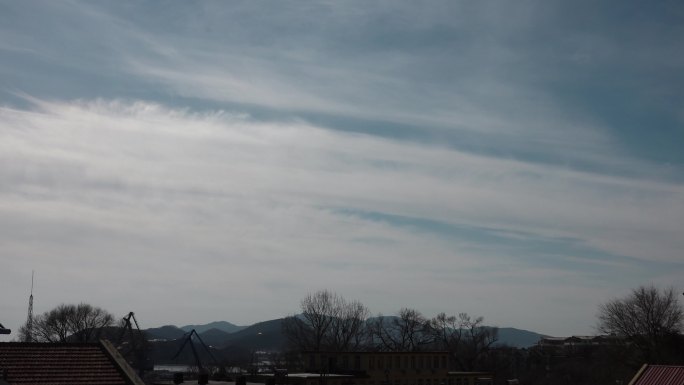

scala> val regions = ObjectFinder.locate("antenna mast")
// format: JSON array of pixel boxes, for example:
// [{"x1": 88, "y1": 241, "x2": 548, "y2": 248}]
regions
[{"x1": 25, "y1": 271, "x2": 34, "y2": 342}]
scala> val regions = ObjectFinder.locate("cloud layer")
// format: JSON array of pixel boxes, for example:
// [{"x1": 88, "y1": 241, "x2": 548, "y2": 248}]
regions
[
  {"x1": 1, "y1": 98, "x2": 682, "y2": 336},
  {"x1": 1, "y1": 1, "x2": 683, "y2": 338}
]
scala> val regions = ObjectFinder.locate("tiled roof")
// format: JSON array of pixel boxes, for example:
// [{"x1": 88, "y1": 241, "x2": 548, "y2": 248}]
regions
[
  {"x1": 0, "y1": 340, "x2": 143, "y2": 385},
  {"x1": 630, "y1": 365, "x2": 684, "y2": 385}
]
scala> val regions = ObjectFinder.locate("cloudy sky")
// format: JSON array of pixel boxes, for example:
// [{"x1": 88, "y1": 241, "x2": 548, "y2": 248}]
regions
[{"x1": 1, "y1": 1, "x2": 683, "y2": 339}]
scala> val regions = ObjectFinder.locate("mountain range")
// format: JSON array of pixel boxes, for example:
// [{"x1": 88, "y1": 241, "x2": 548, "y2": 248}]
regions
[{"x1": 144, "y1": 318, "x2": 544, "y2": 351}]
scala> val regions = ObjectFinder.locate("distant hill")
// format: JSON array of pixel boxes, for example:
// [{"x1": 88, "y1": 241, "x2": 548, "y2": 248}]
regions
[
  {"x1": 181, "y1": 321, "x2": 246, "y2": 334},
  {"x1": 220, "y1": 318, "x2": 287, "y2": 350},
  {"x1": 145, "y1": 319, "x2": 286, "y2": 349},
  {"x1": 367, "y1": 316, "x2": 543, "y2": 348},
  {"x1": 145, "y1": 317, "x2": 543, "y2": 359},
  {"x1": 197, "y1": 328, "x2": 233, "y2": 347},
  {"x1": 145, "y1": 325, "x2": 186, "y2": 341},
  {"x1": 497, "y1": 327, "x2": 544, "y2": 348}
]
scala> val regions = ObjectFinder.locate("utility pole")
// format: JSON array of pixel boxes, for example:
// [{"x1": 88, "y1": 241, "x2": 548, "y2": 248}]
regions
[{"x1": 25, "y1": 271, "x2": 34, "y2": 342}]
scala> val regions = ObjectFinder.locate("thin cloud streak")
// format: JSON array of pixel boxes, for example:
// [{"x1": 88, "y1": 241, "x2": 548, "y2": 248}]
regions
[
  {"x1": 1, "y1": 1, "x2": 683, "y2": 339},
  {"x1": 0, "y1": 99, "x2": 682, "y2": 337},
  {"x1": 2, "y1": 99, "x2": 682, "y2": 264}
]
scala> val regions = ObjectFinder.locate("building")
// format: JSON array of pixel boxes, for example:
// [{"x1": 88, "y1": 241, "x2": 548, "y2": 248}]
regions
[
  {"x1": 447, "y1": 372, "x2": 492, "y2": 385},
  {"x1": 0, "y1": 340, "x2": 145, "y2": 385},
  {"x1": 291, "y1": 352, "x2": 492, "y2": 385},
  {"x1": 628, "y1": 364, "x2": 684, "y2": 385},
  {"x1": 261, "y1": 372, "x2": 356, "y2": 385},
  {"x1": 538, "y1": 335, "x2": 624, "y2": 348}
]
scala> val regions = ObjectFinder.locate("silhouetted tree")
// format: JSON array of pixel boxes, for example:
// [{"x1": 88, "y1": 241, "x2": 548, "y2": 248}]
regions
[
  {"x1": 371, "y1": 308, "x2": 434, "y2": 351},
  {"x1": 283, "y1": 290, "x2": 369, "y2": 352},
  {"x1": 328, "y1": 298, "x2": 370, "y2": 351},
  {"x1": 19, "y1": 303, "x2": 114, "y2": 343},
  {"x1": 597, "y1": 285, "x2": 683, "y2": 363},
  {"x1": 430, "y1": 312, "x2": 498, "y2": 370}
]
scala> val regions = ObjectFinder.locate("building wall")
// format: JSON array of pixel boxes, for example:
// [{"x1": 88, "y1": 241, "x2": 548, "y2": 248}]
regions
[{"x1": 304, "y1": 352, "x2": 452, "y2": 385}]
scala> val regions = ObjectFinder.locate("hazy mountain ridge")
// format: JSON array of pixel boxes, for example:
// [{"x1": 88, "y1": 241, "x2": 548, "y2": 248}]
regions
[
  {"x1": 145, "y1": 318, "x2": 543, "y2": 349},
  {"x1": 180, "y1": 321, "x2": 246, "y2": 334},
  {"x1": 145, "y1": 325, "x2": 186, "y2": 341},
  {"x1": 496, "y1": 327, "x2": 545, "y2": 348}
]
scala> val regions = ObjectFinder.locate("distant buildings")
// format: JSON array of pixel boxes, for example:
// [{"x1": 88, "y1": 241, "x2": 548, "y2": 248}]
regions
[
  {"x1": 538, "y1": 335, "x2": 624, "y2": 348},
  {"x1": 270, "y1": 351, "x2": 493, "y2": 385}
]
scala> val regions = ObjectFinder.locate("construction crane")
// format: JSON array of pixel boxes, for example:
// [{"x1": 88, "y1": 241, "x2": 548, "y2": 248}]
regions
[
  {"x1": 118, "y1": 312, "x2": 143, "y2": 342},
  {"x1": 172, "y1": 329, "x2": 221, "y2": 383},
  {"x1": 117, "y1": 312, "x2": 152, "y2": 374}
]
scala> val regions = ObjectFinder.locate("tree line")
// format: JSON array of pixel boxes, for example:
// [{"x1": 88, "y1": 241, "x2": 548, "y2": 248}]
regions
[
  {"x1": 17, "y1": 285, "x2": 683, "y2": 384},
  {"x1": 19, "y1": 303, "x2": 115, "y2": 343},
  {"x1": 282, "y1": 289, "x2": 498, "y2": 371},
  {"x1": 281, "y1": 286, "x2": 683, "y2": 384}
]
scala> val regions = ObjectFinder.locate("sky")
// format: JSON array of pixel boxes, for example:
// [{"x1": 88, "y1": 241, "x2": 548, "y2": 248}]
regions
[{"x1": 1, "y1": 1, "x2": 683, "y2": 340}]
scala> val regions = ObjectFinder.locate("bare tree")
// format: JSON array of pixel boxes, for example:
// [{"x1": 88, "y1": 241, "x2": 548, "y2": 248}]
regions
[
  {"x1": 20, "y1": 303, "x2": 114, "y2": 343},
  {"x1": 598, "y1": 285, "x2": 683, "y2": 337},
  {"x1": 430, "y1": 312, "x2": 498, "y2": 370},
  {"x1": 328, "y1": 299, "x2": 370, "y2": 351},
  {"x1": 371, "y1": 308, "x2": 434, "y2": 351},
  {"x1": 283, "y1": 290, "x2": 369, "y2": 352},
  {"x1": 598, "y1": 285, "x2": 683, "y2": 363}
]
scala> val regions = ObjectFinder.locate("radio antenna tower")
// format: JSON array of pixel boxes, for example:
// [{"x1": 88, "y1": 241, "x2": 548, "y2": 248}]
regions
[{"x1": 25, "y1": 271, "x2": 34, "y2": 342}]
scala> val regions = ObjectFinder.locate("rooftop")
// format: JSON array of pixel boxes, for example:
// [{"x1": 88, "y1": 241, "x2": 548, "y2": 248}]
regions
[
  {"x1": 0, "y1": 340, "x2": 144, "y2": 385},
  {"x1": 630, "y1": 365, "x2": 684, "y2": 385}
]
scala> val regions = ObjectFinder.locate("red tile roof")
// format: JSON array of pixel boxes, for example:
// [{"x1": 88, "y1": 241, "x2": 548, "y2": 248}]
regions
[
  {"x1": 630, "y1": 365, "x2": 684, "y2": 385},
  {"x1": 0, "y1": 340, "x2": 143, "y2": 385}
]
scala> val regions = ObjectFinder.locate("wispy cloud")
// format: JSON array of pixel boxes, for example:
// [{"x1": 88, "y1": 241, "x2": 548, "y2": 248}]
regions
[
  {"x1": 1, "y1": 98, "x2": 682, "y2": 335},
  {"x1": 1, "y1": 1, "x2": 683, "y2": 338},
  {"x1": 3, "y1": 0, "x2": 666, "y2": 175}
]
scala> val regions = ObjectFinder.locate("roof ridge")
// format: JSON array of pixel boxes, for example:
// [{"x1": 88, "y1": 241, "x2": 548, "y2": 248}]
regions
[{"x1": 99, "y1": 339, "x2": 146, "y2": 385}]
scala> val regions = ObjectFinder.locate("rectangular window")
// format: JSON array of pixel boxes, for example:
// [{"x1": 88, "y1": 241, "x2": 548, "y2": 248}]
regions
[
  {"x1": 403, "y1": 356, "x2": 408, "y2": 368},
  {"x1": 378, "y1": 356, "x2": 384, "y2": 369},
  {"x1": 419, "y1": 356, "x2": 424, "y2": 369},
  {"x1": 433, "y1": 357, "x2": 439, "y2": 369},
  {"x1": 395, "y1": 356, "x2": 400, "y2": 369},
  {"x1": 355, "y1": 355, "x2": 361, "y2": 370},
  {"x1": 369, "y1": 356, "x2": 375, "y2": 370},
  {"x1": 441, "y1": 356, "x2": 446, "y2": 369},
  {"x1": 411, "y1": 356, "x2": 416, "y2": 369}
]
